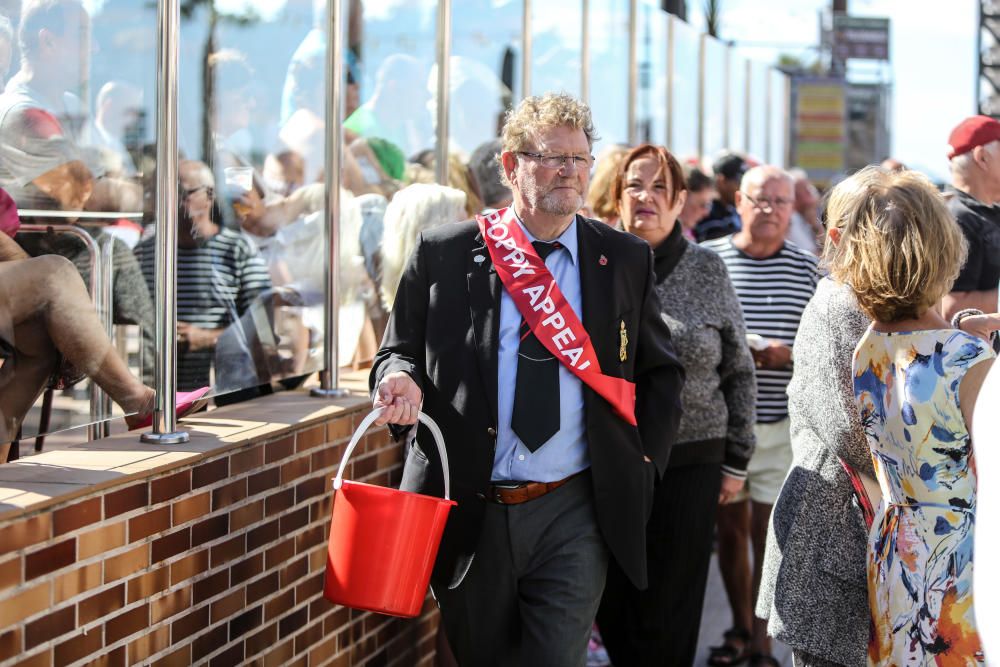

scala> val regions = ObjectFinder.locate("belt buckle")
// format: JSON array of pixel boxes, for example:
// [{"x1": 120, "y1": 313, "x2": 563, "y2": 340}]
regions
[{"x1": 492, "y1": 488, "x2": 507, "y2": 504}]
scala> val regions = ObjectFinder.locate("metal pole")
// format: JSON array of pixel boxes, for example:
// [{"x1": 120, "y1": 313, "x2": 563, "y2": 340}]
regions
[
  {"x1": 665, "y1": 15, "x2": 674, "y2": 150},
  {"x1": 764, "y1": 68, "x2": 772, "y2": 164},
  {"x1": 434, "y1": 0, "x2": 452, "y2": 186},
  {"x1": 744, "y1": 59, "x2": 751, "y2": 154},
  {"x1": 627, "y1": 0, "x2": 637, "y2": 145},
  {"x1": 97, "y1": 234, "x2": 115, "y2": 438},
  {"x1": 142, "y1": 0, "x2": 188, "y2": 444},
  {"x1": 722, "y1": 41, "x2": 730, "y2": 149},
  {"x1": 522, "y1": 0, "x2": 532, "y2": 98},
  {"x1": 581, "y1": 0, "x2": 590, "y2": 104},
  {"x1": 312, "y1": 0, "x2": 350, "y2": 398},
  {"x1": 697, "y1": 33, "x2": 706, "y2": 160}
]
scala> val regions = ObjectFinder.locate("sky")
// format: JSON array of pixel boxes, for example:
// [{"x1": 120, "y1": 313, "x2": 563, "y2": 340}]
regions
[{"x1": 690, "y1": 0, "x2": 979, "y2": 181}]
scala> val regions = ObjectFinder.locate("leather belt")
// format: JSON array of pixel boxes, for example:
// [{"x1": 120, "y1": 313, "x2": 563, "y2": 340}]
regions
[{"x1": 487, "y1": 470, "x2": 585, "y2": 505}]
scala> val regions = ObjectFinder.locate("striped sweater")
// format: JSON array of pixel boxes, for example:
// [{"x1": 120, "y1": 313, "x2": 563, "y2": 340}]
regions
[{"x1": 702, "y1": 235, "x2": 819, "y2": 423}]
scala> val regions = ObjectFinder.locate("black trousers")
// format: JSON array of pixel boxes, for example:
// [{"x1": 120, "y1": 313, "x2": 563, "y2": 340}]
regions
[{"x1": 597, "y1": 462, "x2": 722, "y2": 667}]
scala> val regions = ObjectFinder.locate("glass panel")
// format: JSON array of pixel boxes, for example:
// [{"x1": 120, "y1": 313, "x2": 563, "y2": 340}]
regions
[
  {"x1": 532, "y1": 0, "x2": 581, "y2": 99},
  {"x1": 728, "y1": 52, "x2": 747, "y2": 153},
  {"x1": 340, "y1": 0, "x2": 443, "y2": 372},
  {"x1": 702, "y1": 36, "x2": 728, "y2": 159},
  {"x1": 450, "y1": 0, "x2": 522, "y2": 162},
  {"x1": 127, "y1": 0, "x2": 330, "y2": 409},
  {"x1": 668, "y1": 15, "x2": 698, "y2": 159},
  {"x1": 747, "y1": 60, "x2": 769, "y2": 161},
  {"x1": 635, "y1": 0, "x2": 666, "y2": 145},
  {"x1": 0, "y1": 0, "x2": 157, "y2": 448},
  {"x1": 588, "y1": 0, "x2": 629, "y2": 154},
  {"x1": 769, "y1": 69, "x2": 788, "y2": 167}
]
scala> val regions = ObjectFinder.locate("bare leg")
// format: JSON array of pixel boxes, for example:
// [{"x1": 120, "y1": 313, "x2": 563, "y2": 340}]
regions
[
  {"x1": 750, "y1": 500, "x2": 774, "y2": 656},
  {"x1": 0, "y1": 326, "x2": 56, "y2": 453},
  {"x1": 717, "y1": 499, "x2": 754, "y2": 639},
  {"x1": 0, "y1": 255, "x2": 153, "y2": 427}
]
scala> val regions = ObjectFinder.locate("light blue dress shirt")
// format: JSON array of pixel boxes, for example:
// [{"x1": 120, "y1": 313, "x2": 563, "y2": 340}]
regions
[{"x1": 491, "y1": 215, "x2": 589, "y2": 483}]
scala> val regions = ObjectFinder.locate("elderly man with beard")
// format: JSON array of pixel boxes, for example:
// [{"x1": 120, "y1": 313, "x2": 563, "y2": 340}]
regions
[{"x1": 370, "y1": 93, "x2": 684, "y2": 667}]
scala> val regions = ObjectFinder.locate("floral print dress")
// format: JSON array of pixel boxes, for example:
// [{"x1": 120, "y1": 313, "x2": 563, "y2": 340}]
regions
[{"x1": 853, "y1": 328, "x2": 993, "y2": 666}]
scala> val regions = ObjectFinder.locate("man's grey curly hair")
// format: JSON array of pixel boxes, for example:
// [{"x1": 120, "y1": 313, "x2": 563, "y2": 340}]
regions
[{"x1": 496, "y1": 93, "x2": 599, "y2": 187}]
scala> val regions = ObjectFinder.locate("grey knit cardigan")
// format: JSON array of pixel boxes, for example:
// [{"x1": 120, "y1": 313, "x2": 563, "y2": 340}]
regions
[
  {"x1": 654, "y1": 240, "x2": 756, "y2": 474},
  {"x1": 755, "y1": 278, "x2": 873, "y2": 667}
]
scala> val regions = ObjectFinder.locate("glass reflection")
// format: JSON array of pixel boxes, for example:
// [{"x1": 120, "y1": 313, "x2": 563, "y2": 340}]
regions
[
  {"x1": 702, "y1": 36, "x2": 727, "y2": 159},
  {"x1": 669, "y1": 15, "x2": 698, "y2": 159},
  {"x1": 450, "y1": 0, "x2": 522, "y2": 161},
  {"x1": 532, "y1": 0, "x2": 581, "y2": 99},
  {"x1": 728, "y1": 52, "x2": 747, "y2": 153},
  {"x1": 0, "y1": 0, "x2": 157, "y2": 450},
  {"x1": 163, "y1": 0, "x2": 331, "y2": 404},
  {"x1": 588, "y1": 0, "x2": 628, "y2": 154},
  {"x1": 339, "y1": 0, "x2": 440, "y2": 370},
  {"x1": 635, "y1": 0, "x2": 666, "y2": 145}
]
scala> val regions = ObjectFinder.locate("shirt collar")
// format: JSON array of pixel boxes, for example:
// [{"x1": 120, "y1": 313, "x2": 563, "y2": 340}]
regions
[{"x1": 511, "y1": 210, "x2": 579, "y2": 265}]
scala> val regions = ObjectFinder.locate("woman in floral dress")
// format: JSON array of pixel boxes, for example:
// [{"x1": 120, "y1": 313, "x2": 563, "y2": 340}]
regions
[{"x1": 825, "y1": 166, "x2": 995, "y2": 665}]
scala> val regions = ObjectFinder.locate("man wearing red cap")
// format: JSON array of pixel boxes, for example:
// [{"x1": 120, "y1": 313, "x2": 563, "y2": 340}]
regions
[{"x1": 942, "y1": 115, "x2": 1000, "y2": 320}]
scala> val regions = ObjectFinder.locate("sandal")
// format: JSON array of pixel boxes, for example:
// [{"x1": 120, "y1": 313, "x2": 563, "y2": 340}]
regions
[
  {"x1": 707, "y1": 627, "x2": 751, "y2": 666},
  {"x1": 749, "y1": 654, "x2": 780, "y2": 667}
]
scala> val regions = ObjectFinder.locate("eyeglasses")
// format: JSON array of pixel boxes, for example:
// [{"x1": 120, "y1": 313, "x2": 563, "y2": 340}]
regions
[
  {"x1": 181, "y1": 185, "x2": 214, "y2": 199},
  {"x1": 741, "y1": 192, "x2": 793, "y2": 213},
  {"x1": 517, "y1": 151, "x2": 594, "y2": 171}
]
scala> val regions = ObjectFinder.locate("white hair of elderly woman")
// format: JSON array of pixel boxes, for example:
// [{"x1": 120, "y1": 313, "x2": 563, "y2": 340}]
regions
[{"x1": 380, "y1": 183, "x2": 467, "y2": 309}]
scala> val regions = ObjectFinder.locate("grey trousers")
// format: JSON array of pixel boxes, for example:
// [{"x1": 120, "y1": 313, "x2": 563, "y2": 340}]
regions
[{"x1": 433, "y1": 471, "x2": 609, "y2": 667}]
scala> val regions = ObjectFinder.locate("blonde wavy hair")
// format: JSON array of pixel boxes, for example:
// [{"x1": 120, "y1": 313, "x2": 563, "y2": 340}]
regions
[
  {"x1": 586, "y1": 145, "x2": 629, "y2": 222},
  {"x1": 824, "y1": 166, "x2": 967, "y2": 323},
  {"x1": 380, "y1": 183, "x2": 467, "y2": 309},
  {"x1": 497, "y1": 93, "x2": 599, "y2": 188}
]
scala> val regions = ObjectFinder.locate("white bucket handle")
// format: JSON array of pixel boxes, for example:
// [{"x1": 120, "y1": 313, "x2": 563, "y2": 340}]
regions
[{"x1": 332, "y1": 407, "x2": 452, "y2": 501}]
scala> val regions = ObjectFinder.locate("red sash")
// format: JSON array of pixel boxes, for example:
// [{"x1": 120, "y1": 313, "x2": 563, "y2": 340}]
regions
[{"x1": 475, "y1": 207, "x2": 637, "y2": 425}]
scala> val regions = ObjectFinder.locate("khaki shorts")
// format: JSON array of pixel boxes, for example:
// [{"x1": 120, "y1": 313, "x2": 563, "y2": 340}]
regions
[{"x1": 727, "y1": 418, "x2": 792, "y2": 506}]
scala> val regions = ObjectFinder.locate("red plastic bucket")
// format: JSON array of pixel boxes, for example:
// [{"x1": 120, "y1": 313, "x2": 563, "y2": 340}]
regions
[{"x1": 323, "y1": 408, "x2": 456, "y2": 617}]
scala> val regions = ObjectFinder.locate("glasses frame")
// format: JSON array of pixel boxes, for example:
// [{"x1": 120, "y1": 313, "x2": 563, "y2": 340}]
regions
[
  {"x1": 517, "y1": 151, "x2": 595, "y2": 170},
  {"x1": 741, "y1": 191, "x2": 793, "y2": 213}
]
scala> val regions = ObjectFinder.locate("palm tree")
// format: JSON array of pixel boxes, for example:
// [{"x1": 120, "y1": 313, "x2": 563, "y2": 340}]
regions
[
  {"x1": 178, "y1": 0, "x2": 258, "y2": 161},
  {"x1": 703, "y1": 0, "x2": 722, "y2": 38}
]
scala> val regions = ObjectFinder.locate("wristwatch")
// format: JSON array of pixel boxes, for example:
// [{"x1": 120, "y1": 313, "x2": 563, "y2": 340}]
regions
[{"x1": 950, "y1": 308, "x2": 984, "y2": 330}]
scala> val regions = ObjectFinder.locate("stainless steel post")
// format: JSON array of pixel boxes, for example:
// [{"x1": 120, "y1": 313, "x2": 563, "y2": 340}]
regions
[
  {"x1": 764, "y1": 67, "x2": 773, "y2": 164},
  {"x1": 697, "y1": 33, "x2": 706, "y2": 160},
  {"x1": 581, "y1": 0, "x2": 590, "y2": 103},
  {"x1": 97, "y1": 234, "x2": 115, "y2": 438},
  {"x1": 142, "y1": 0, "x2": 188, "y2": 444},
  {"x1": 312, "y1": 0, "x2": 350, "y2": 398},
  {"x1": 522, "y1": 0, "x2": 532, "y2": 98},
  {"x1": 627, "y1": 0, "x2": 637, "y2": 145},
  {"x1": 434, "y1": 0, "x2": 452, "y2": 186}
]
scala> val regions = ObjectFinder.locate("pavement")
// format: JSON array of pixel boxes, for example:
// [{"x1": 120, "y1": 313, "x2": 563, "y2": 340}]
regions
[{"x1": 695, "y1": 553, "x2": 792, "y2": 667}]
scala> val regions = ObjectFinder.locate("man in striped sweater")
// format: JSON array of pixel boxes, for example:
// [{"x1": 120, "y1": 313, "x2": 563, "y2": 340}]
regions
[
  {"x1": 135, "y1": 161, "x2": 272, "y2": 391},
  {"x1": 703, "y1": 165, "x2": 819, "y2": 667}
]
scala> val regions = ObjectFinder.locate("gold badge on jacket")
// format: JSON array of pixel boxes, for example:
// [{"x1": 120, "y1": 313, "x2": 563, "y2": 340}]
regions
[{"x1": 619, "y1": 320, "x2": 628, "y2": 362}]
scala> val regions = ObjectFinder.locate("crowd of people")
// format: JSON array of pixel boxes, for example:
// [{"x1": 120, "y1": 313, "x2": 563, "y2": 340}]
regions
[
  {"x1": 371, "y1": 93, "x2": 1000, "y2": 667},
  {"x1": 2, "y1": 2, "x2": 1000, "y2": 667}
]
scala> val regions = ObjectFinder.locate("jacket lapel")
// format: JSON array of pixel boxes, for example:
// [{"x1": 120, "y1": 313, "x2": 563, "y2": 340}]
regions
[
  {"x1": 577, "y1": 217, "x2": 614, "y2": 371},
  {"x1": 467, "y1": 233, "x2": 501, "y2": 423}
]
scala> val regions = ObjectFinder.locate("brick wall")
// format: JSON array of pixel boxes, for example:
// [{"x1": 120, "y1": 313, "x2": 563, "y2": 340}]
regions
[{"x1": 0, "y1": 398, "x2": 439, "y2": 666}]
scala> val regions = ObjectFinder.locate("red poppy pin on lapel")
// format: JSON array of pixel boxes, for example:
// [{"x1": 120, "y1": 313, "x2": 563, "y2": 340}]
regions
[{"x1": 599, "y1": 255, "x2": 608, "y2": 266}]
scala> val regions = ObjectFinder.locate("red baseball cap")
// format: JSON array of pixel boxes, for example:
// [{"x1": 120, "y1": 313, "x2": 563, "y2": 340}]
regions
[{"x1": 947, "y1": 115, "x2": 1000, "y2": 159}]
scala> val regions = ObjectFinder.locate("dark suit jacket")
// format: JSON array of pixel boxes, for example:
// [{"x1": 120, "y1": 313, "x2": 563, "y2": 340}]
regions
[{"x1": 370, "y1": 215, "x2": 684, "y2": 590}]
